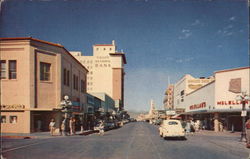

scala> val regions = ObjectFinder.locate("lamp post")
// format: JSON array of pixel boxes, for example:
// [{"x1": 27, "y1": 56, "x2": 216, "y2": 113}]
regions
[
  {"x1": 60, "y1": 95, "x2": 72, "y2": 136},
  {"x1": 236, "y1": 91, "x2": 250, "y2": 142}
]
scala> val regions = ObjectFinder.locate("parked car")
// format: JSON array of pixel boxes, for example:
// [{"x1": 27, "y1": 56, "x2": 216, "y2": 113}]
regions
[{"x1": 159, "y1": 119, "x2": 185, "y2": 139}]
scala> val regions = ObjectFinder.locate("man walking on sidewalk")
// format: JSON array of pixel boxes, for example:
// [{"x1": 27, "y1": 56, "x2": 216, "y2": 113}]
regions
[{"x1": 245, "y1": 119, "x2": 250, "y2": 148}]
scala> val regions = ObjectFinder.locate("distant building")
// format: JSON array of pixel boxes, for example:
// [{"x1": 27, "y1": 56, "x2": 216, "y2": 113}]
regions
[
  {"x1": 70, "y1": 40, "x2": 126, "y2": 111},
  {"x1": 174, "y1": 74, "x2": 214, "y2": 109},
  {"x1": 90, "y1": 92, "x2": 115, "y2": 114},
  {"x1": 0, "y1": 37, "x2": 88, "y2": 133},
  {"x1": 163, "y1": 84, "x2": 174, "y2": 110}
]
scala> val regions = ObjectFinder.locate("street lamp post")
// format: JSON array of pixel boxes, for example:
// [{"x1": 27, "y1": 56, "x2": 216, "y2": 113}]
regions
[
  {"x1": 60, "y1": 95, "x2": 72, "y2": 136},
  {"x1": 236, "y1": 91, "x2": 250, "y2": 142}
]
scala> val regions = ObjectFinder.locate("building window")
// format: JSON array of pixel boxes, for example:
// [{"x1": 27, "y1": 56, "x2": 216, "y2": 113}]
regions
[
  {"x1": 9, "y1": 60, "x2": 17, "y2": 79},
  {"x1": 1, "y1": 116, "x2": 6, "y2": 123},
  {"x1": 180, "y1": 90, "x2": 185, "y2": 96},
  {"x1": 96, "y1": 48, "x2": 99, "y2": 51},
  {"x1": 73, "y1": 75, "x2": 76, "y2": 89},
  {"x1": 73, "y1": 75, "x2": 79, "y2": 90},
  {"x1": 40, "y1": 62, "x2": 51, "y2": 81},
  {"x1": 63, "y1": 68, "x2": 67, "y2": 85},
  {"x1": 67, "y1": 70, "x2": 70, "y2": 86},
  {"x1": 81, "y1": 80, "x2": 86, "y2": 93},
  {"x1": 104, "y1": 48, "x2": 106, "y2": 50},
  {"x1": 110, "y1": 48, "x2": 112, "y2": 51},
  {"x1": 0, "y1": 60, "x2": 6, "y2": 79},
  {"x1": 10, "y1": 116, "x2": 17, "y2": 124},
  {"x1": 76, "y1": 76, "x2": 79, "y2": 90}
]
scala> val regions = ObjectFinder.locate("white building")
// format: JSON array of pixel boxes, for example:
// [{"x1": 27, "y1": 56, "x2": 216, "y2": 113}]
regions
[
  {"x1": 70, "y1": 40, "x2": 126, "y2": 110},
  {"x1": 174, "y1": 74, "x2": 214, "y2": 109},
  {"x1": 184, "y1": 67, "x2": 250, "y2": 132}
]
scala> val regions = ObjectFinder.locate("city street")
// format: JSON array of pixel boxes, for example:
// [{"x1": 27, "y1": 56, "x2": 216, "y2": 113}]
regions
[{"x1": 2, "y1": 122, "x2": 249, "y2": 159}]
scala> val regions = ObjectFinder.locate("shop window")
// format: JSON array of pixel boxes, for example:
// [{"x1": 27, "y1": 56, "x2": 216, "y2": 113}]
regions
[
  {"x1": 0, "y1": 60, "x2": 6, "y2": 79},
  {"x1": 9, "y1": 60, "x2": 17, "y2": 79},
  {"x1": 10, "y1": 116, "x2": 17, "y2": 124},
  {"x1": 1, "y1": 116, "x2": 6, "y2": 123},
  {"x1": 40, "y1": 62, "x2": 51, "y2": 81}
]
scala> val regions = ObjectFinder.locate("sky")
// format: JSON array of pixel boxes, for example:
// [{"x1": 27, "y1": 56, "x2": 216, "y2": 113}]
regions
[{"x1": 0, "y1": 0, "x2": 249, "y2": 112}]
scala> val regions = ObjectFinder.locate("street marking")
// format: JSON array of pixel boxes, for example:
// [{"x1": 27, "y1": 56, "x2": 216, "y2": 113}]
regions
[
  {"x1": 146, "y1": 124, "x2": 164, "y2": 159},
  {"x1": 2, "y1": 140, "x2": 50, "y2": 153},
  {"x1": 125, "y1": 124, "x2": 136, "y2": 159}
]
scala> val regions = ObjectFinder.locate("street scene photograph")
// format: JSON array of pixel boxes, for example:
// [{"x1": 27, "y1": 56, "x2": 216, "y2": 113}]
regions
[{"x1": 0, "y1": 0, "x2": 249, "y2": 159}]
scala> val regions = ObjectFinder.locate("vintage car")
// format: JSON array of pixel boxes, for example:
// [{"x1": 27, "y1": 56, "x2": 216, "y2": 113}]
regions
[{"x1": 159, "y1": 119, "x2": 185, "y2": 139}]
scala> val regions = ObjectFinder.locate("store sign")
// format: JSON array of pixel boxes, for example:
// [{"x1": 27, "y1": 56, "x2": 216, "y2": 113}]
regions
[
  {"x1": 166, "y1": 110, "x2": 176, "y2": 115},
  {"x1": 228, "y1": 78, "x2": 241, "y2": 93},
  {"x1": 0, "y1": 104, "x2": 25, "y2": 110},
  {"x1": 72, "y1": 102, "x2": 80, "y2": 112},
  {"x1": 189, "y1": 102, "x2": 206, "y2": 110},
  {"x1": 217, "y1": 100, "x2": 248, "y2": 105}
]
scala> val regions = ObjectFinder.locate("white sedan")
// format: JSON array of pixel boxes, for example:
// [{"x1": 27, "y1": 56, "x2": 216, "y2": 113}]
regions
[{"x1": 159, "y1": 119, "x2": 185, "y2": 139}]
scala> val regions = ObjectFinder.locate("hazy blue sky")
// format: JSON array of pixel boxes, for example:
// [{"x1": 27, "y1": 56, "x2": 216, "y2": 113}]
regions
[{"x1": 0, "y1": 0, "x2": 249, "y2": 111}]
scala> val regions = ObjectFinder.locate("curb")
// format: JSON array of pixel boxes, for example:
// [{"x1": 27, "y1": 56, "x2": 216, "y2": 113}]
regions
[{"x1": 2, "y1": 136, "x2": 34, "y2": 139}]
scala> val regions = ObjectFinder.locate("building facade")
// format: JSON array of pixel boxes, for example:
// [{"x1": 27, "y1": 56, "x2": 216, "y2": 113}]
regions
[
  {"x1": 0, "y1": 37, "x2": 88, "y2": 133},
  {"x1": 184, "y1": 67, "x2": 250, "y2": 132},
  {"x1": 70, "y1": 40, "x2": 126, "y2": 111},
  {"x1": 174, "y1": 74, "x2": 214, "y2": 109},
  {"x1": 163, "y1": 84, "x2": 174, "y2": 110}
]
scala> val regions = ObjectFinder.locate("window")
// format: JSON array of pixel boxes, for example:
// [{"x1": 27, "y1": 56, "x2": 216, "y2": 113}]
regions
[
  {"x1": 0, "y1": 60, "x2": 6, "y2": 79},
  {"x1": 103, "y1": 48, "x2": 106, "y2": 50},
  {"x1": 180, "y1": 90, "x2": 185, "y2": 96},
  {"x1": 67, "y1": 70, "x2": 70, "y2": 86},
  {"x1": 63, "y1": 68, "x2": 67, "y2": 85},
  {"x1": 81, "y1": 80, "x2": 86, "y2": 93},
  {"x1": 9, "y1": 60, "x2": 17, "y2": 79},
  {"x1": 76, "y1": 76, "x2": 79, "y2": 90},
  {"x1": 73, "y1": 75, "x2": 76, "y2": 89},
  {"x1": 110, "y1": 48, "x2": 112, "y2": 51},
  {"x1": 73, "y1": 75, "x2": 79, "y2": 90},
  {"x1": 96, "y1": 48, "x2": 99, "y2": 51},
  {"x1": 168, "y1": 121, "x2": 178, "y2": 125},
  {"x1": 40, "y1": 62, "x2": 51, "y2": 81},
  {"x1": 10, "y1": 116, "x2": 17, "y2": 124},
  {"x1": 1, "y1": 116, "x2": 6, "y2": 123}
]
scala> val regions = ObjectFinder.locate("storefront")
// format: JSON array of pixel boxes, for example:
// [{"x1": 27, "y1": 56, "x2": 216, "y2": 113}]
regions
[{"x1": 183, "y1": 67, "x2": 250, "y2": 132}]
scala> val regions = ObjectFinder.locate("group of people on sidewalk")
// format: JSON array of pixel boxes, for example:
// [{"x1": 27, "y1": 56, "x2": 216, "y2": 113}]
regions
[{"x1": 49, "y1": 117, "x2": 76, "y2": 136}]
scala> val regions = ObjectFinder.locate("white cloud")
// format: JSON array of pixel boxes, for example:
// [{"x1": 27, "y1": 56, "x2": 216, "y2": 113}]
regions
[
  {"x1": 217, "y1": 24, "x2": 234, "y2": 37},
  {"x1": 217, "y1": 45, "x2": 223, "y2": 48},
  {"x1": 229, "y1": 16, "x2": 236, "y2": 21},
  {"x1": 191, "y1": 19, "x2": 200, "y2": 26},
  {"x1": 179, "y1": 29, "x2": 192, "y2": 40}
]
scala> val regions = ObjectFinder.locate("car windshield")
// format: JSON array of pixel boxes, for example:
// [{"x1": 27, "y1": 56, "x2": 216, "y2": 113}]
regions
[{"x1": 168, "y1": 121, "x2": 178, "y2": 125}]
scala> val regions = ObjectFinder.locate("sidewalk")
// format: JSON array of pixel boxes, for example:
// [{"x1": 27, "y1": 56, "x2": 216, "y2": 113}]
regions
[
  {"x1": 194, "y1": 130, "x2": 241, "y2": 137},
  {"x1": 1, "y1": 130, "x2": 98, "y2": 139}
]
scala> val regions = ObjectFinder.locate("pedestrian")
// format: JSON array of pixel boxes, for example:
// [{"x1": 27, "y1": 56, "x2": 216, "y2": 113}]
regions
[
  {"x1": 219, "y1": 121, "x2": 224, "y2": 132},
  {"x1": 245, "y1": 119, "x2": 250, "y2": 148},
  {"x1": 49, "y1": 118, "x2": 56, "y2": 136},
  {"x1": 99, "y1": 120, "x2": 104, "y2": 136},
  {"x1": 69, "y1": 117, "x2": 76, "y2": 135},
  {"x1": 185, "y1": 120, "x2": 191, "y2": 133},
  {"x1": 61, "y1": 119, "x2": 66, "y2": 136}
]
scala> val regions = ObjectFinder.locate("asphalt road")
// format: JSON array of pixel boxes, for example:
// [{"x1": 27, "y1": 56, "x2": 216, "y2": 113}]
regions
[{"x1": 2, "y1": 122, "x2": 249, "y2": 159}]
